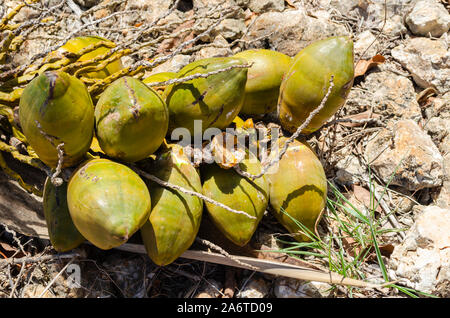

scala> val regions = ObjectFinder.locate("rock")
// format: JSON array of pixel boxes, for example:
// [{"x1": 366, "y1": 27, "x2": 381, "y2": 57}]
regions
[
  {"x1": 391, "y1": 38, "x2": 450, "y2": 93},
  {"x1": 194, "y1": 279, "x2": 223, "y2": 298},
  {"x1": 214, "y1": 18, "x2": 247, "y2": 41},
  {"x1": 237, "y1": 278, "x2": 269, "y2": 298},
  {"x1": 423, "y1": 95, "x2": 450, "y2": 153},
  {"x1": 193, "y1": 35, "x2": 232, "y2": 61},
  {"x1": 388, "y1": 205, "x2": 450, "y2": 297},
  {"x1": 424, "y1": 116, "x2": 450, "y2": 150},
  {"x1": 123, "y1": 0, "x2": 180, "y2": 28},
  {"x1": 248, "y1": 0, "x2": 285, "y2": 13},
  {"x1": 405, "y1": 0, "x2": 450, "y2": 37},
  {"x1": 193, "y1": 0, "x2": 236, "y2": 9},
  {"x1": 383, "y1": 15, "x2": 408, "y2": 36},
  {"x1": 244, "y1": 8, "x2": 349, "y2": 56},
  {"x1": 435, "y1": 153, "x2": 450, "y2": 209},
  {"x1": 319, "y1": 0, "x2": 360, "y2": 15},
  {"x1": 274, "y1": 278, "x2": 332, "y2": 298},
  {"x1": 22, "y1": 284, "x2": 55, "y2": 298},
  {"x1": 3, "y1": 0, "x2": 40, "y2": 24},
  {"x1": 335, "y1": 154, "x2": 368, "y2": 186},
  {"x1": 74, "y1": 0, "x2": 101, "y2": 8},
  {"x1": 389, "y1": 187, "x2": 417, "y2": 215},
  {"x1": 354, "y1": 30, "x2": 381, "y2": 59},
  {"x1": 365, "y1": 119, "x2": 444, "y2": 191},
  {"x1": 148, "y1": 54, "x2": 191, "y2": 74},
  {"x1": 365, "y1": 0, "x2": 418, "y2": 27},
  {"x1": 346, "y1": 70, "x2": 422, "y2": 121}
]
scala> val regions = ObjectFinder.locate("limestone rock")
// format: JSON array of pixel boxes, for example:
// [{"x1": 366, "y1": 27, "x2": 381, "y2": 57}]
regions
[
  {"x1": 318, "y1": 0, "x2": 360, "y2": 15},
  {"x1": 422, "y1": 94, "x2": 450, "y2": 153},
  {"x1": 149, "y1": 54, "x2": 191, "y2": 74},
  {"x1": 354, "y1": 30, "x2": 381, "y2": 59},
  {"x1": 193, "y1": 35, "x2": 232, "y2": 61},
  {"x1": 335, "y1": 154, "x2": 368, "y2": 186},
  {"x1": 365, "y1": 119, "x2": 444, "y2": 191},
  {"x1": 383, "y1": 15, "x2": 408, "y2": 36},
  {"x1": 435, "y1": 153, "x2": 450, "y2": 209},
  {"x1": 237, "y1": 278, "x2": 269, "y2": 298},
  {"x1": 274, "y1": 278, "x2": 332, "y2": 298},
  {"x1": 346, "y1": 70, "x2": 422, "y2": 121},
  {"x1": 74, "y1": 0, "x2": 101, "y2": 8},
  {"x1": 214, "y1": 18, "x2": 247, "y2": 40},
  {"x1": 388, "y1": 205, "x2": 450, "y2": 297},
  {"x1": 391, "y1": 38, "x2": 450, "y2": 93},
  {"x1": 248, "y1": 0, "x2": 285, "y2": 13},
  {"x1": 405, "y1": 0, "x2": 450, "y2": 37},
  {"x1": 194, "y1": 280, "x2": 223, "y2": 298},
  {"x1": 244, "y1": 8, "x2": 349, "y2": 56}
]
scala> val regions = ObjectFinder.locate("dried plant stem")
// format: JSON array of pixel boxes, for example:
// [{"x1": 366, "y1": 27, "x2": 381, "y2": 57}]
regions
[
  {"x1": 38, "y1": 258, "x2": 75, "y2": 298},
  {"x1": 144, "y1": 63, "x2": 252, "y2": 87},
  {"x1": 234, "y1": 75, "x2": 335, "y2": 180},
  {"x1": 0, "y1": 251, "x2": 81, "y2": 269},
  {"x1": 134, "y1": 167, "x2": 257, "y2": 220},
  {"x1": 50, "y1": 143, "x2": 64, "y2": 186},
  {"x1": 326, "y1": 117, "x2": 384, "y2": 127},
  {"x1": 195, "y1": 237, "x2": 258, "y2": 271},
  {"x1": 8, "y1": 260, "x2": 26, "y2": 298}
]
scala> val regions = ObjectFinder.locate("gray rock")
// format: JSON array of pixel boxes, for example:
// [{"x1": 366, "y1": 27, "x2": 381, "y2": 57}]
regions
[
  {"x1": 359, "y1": 0, "x2": 417, "y2": 31},
  {"x1": 365, "y1": 119, "x2": 444, "y2": 191},
  {"x1": 424, "y1": 116, "x2": 450, "y2": 149},
  {"x1": 193, "y1": 35, "x2": 232, "y2": 61},
  {"x1": 274, "y1": 278, "x2": 332, "y2": 298},
  {"x1": 423, "y1": 95, "x2": 450, "y2": 153},
  {"x1": 335, "y1": 154, "x2": 368, "y2": 186},
  {"x1": 383, "y1": 15, "x2": 408, "y2": 36},
  {"x1": 391, "y1": 37, "x2": 450, "y2": 93},
  {"x1": 237, "y1": 278, "x2": 269, "y2": 298},
  {"x1": 346, "y1": 70, "x2": 422, "y2": 121},
  {"x1": 405, "y1": 0, "x2": 450, "y2": 37},
  {"x1": 248, "y1": 0, "x2": 285, "y2": 13},
  {"x1": 318, "y1": 0, "x2": 360, "y2": 15},
  {"x1": 149, "y1": 54, "x2": 191, "y2": 74},
  {"x1": 214, "y1": 18, "x2": 247, "y2": 40},
  {"x1": 244, "y1": 8, "x2": 349, "y2": 56},
  {"x1": 194, "y1": 279, "x2": 223, "y2": 298},
  {"x1": 354, "y1": 30, "x2": 381, "y2": 59},
  {"x1": 74, "y1": 0, "x2": 101, "y2": 8},
  {"x1": 388, "y1": 205, "x2": 450, "y2": 297},
  {"x1": 435, "y1": 153, "x2": 450, "y2": 209}
]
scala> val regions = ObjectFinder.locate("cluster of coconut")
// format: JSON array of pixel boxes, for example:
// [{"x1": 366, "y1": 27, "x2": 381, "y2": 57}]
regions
[{"x1": 19, "y1": 35, "x2": 354, "y2": 266}]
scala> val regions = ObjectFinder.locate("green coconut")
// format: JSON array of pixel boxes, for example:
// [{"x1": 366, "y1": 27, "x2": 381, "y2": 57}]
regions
[
  {"x1": 67, "y1": 158, "x2": 151, "y2": 250},
  {"x1": 43, "y1": 178, "x2": 85, "y2": 252},
  {"x1": 278, "y1": 36, "x2": 354, "y2": 134},
  {"x1": 142, "y1": 72, "x2": 177, "y2": 94},
  {"x1": 164, "y1": 57, "x2": 248, "y2": 136},
  {"x1": 94, "y1": 76, "x2": 169, "y2": 162},
  {"x1": 140, "y1": 144, "x2": 203, "y2": 266},
  {"x1": 18, "y1": 71, "x2": 94, "y2": 168},
  {"x1": 234, "y1": 49, "x2": 292, "y2": 115},
  {"x1": 267, "y1": 137, "x2": 327, "y2": 242},
  {"x1": 202, "y1": 154, "x2": 269, "y2": 246}
]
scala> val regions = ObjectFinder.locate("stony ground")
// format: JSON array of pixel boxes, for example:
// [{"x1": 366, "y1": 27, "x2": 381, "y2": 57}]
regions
[{"x1": 0, "y1": 0, "x2": 449, "y2": 298}]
